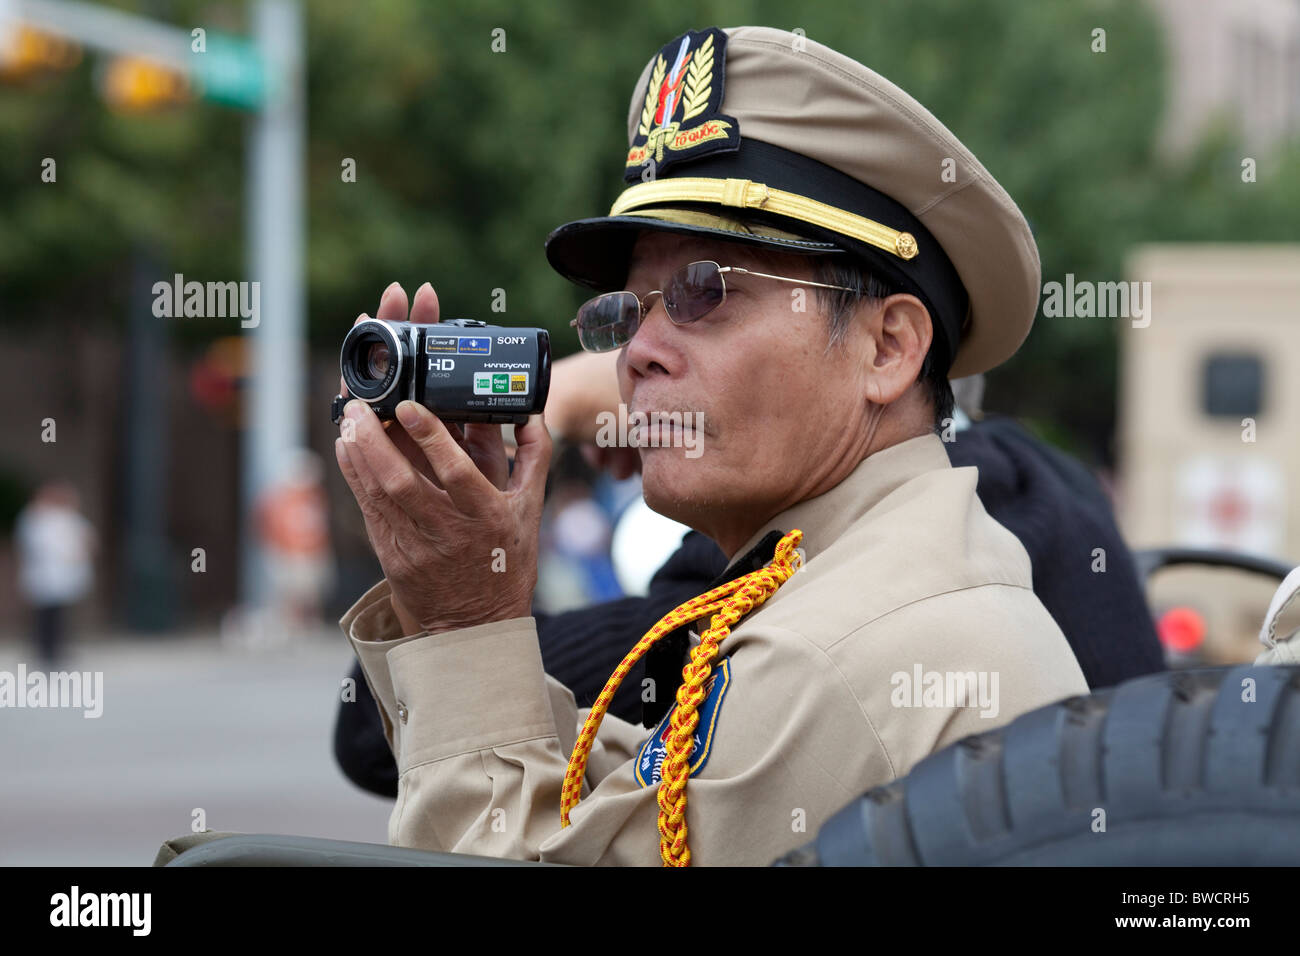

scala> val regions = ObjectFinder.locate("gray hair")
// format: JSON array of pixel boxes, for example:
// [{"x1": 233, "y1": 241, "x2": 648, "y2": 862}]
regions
[{"x1": 808, "y1": 256, "x2": 955, "y2": 428}]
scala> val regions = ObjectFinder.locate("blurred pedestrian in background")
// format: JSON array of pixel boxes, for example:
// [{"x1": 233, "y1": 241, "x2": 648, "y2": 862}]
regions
[
  {"x1": 256, "y1": 449, "x2": 335, "y2": 642},
  {"x1": 15, "y1": 480, "x2": 96, "y2": 667},
  {"x1": 534, "y1": 447, "x2": 623, "y2": 613}
]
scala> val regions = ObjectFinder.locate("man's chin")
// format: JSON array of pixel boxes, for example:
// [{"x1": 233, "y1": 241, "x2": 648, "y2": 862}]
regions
[
  {"x1": 639, "y1": 453, "x2": 722, "y2": 526},
  {"x1": 639, "y1": 453, "x2": 700, "y2": 520}
]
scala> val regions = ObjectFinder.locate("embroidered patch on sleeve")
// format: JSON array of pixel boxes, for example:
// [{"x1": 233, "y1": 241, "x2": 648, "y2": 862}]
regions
[
  {"x1": 624, "y1": 27, "x2": 741, "y2": 182},
  {"x1": 635, "y1": 657, "x2": 732, "y2": 787}
]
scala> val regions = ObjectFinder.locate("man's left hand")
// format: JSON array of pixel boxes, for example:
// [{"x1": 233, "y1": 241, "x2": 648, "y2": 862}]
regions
[{"x1": 335, "y1": 395, "x2": 551, "y2": 636}]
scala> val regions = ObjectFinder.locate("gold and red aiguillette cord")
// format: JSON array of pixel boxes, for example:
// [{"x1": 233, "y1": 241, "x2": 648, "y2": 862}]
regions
[{"x1": 559, "y1": 529, "x2": 804, "y2": 866}]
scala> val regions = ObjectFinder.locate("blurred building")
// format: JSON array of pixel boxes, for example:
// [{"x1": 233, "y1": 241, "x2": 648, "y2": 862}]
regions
[
  {"x1": 1149, "y1": 0, "x2": 1300, "y2": 157},
  {"x1": 1117, "y1": 245, "x2": 1300, "y2": 661}
]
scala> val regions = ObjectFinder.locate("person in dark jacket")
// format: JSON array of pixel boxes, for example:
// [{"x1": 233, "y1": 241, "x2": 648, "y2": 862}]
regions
[
  {"x1": 948, "y1": 415, "x2": 1163, "y2": 689},
  {"x1": 333, "y1": 411, "x2": 1163, "y2": 798}
]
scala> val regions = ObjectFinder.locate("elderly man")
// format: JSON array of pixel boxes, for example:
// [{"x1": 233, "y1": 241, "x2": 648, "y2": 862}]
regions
[{"x1": 335, "y1": 26, "x2": 1087, "y2": 866}]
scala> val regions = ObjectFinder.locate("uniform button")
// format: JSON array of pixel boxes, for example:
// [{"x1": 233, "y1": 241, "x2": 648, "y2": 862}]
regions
[{"x1": 396, "y1": 700, "x2": 409, "y2": 723}]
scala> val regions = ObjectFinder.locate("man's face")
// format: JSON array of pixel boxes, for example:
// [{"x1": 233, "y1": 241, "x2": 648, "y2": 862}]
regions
[{"x1": 616, "y1": 231, "x2": 885, "y2": 549}]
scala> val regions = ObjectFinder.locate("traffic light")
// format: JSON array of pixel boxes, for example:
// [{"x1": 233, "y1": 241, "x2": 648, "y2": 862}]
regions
[
  {"x1": 99, "y1": 56, "x2": 193, "y2": 113},
  {"x1": 0, "y1": 24, "x2": 82, "y2": 81}
]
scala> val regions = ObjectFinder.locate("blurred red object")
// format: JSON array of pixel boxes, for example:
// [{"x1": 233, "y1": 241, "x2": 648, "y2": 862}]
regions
[
  {"x1": 1157, "y1": 606, "x2": 1207, "y2": 654},
  {"x1": 189, "y1": 337, "x2": 246, "y2": 421}
]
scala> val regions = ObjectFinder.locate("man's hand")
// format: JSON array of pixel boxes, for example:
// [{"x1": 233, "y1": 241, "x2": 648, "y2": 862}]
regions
[{"x1": 334, "y1": 281, "x2": 552, "y2": 636}]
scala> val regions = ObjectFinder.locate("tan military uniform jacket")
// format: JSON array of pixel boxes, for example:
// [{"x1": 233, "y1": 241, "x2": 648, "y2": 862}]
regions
[
  {"x1": 1255, "y1": 566, "x2": 1300, "y2": 666},
  {"x1": 341, "y1": 433, "x2": 1088, "y2": 865}
]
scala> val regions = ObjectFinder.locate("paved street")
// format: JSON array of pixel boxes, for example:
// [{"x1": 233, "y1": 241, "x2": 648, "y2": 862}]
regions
[{"x1": 0, "y1": 629, "x2": 391, "y2": 866}]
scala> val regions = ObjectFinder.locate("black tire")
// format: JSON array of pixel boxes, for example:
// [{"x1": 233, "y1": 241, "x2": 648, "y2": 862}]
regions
[{"x1": 776, "y1": 665, "x2": 1300, "y2": 865}]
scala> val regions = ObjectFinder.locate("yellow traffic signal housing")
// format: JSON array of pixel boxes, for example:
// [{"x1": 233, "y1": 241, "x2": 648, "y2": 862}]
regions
[
  {"x1": 0, "y1": 24, "x2": 83, "y2": 81},
  {"x1": 99, "y1": 56, "x2": 193, "y2": 113}
]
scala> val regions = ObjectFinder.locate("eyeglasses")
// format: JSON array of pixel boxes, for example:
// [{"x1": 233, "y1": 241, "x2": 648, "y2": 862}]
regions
[{"x1": 569, "y1": 259, "x2": 859, "y2": 352}]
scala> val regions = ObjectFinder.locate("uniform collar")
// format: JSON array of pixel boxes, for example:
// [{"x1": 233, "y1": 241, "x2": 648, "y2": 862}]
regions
[{"x1": 719, "y1": 432, "x2": 953, "y2": 573}]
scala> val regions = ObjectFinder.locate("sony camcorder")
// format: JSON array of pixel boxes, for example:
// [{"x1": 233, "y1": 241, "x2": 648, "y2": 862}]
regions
[{"x1": 332, "y1": 318, "x2": 550, "y2": 426}]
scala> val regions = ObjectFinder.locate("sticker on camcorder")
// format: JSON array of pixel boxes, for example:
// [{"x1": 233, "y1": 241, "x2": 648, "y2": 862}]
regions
[
  {"x1": 427, "y1": 335, "x2": 491, "y2": 356},
  {"x1": 425, "y1": 336, "x2": 459, "y2": 354},
  {"x1": 474, "y1": 372, "x2": 528, "y2": 395}
]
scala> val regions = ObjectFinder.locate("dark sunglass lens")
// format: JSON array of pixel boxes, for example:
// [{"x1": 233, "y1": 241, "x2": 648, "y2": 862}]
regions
[
  {"x1": 576, "y1": 293, "x2": 639, "y2": 351},
  {"x1": 667, "y1": 262, "x2": 725, "y2": 323}
]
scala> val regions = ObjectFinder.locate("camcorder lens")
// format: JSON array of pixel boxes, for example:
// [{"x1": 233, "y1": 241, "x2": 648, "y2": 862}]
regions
[
  {"x1": 365, "y1": 342, "x2": 390, "y2": 378},
  {"x1": 350, "y1": 332, "x2": 390, "y2": 384},
  {"x1": 341, "y1": 321, "x2": 404, "y2": 402}
]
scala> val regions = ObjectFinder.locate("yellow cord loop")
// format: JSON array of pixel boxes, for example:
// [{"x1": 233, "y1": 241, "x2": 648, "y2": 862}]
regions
[{"x1": 559, "y1": 529, "x2": 804, "y2": 866}]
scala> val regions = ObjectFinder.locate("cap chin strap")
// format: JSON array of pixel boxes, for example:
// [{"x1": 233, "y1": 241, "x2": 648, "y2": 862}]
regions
[{"x1": 610, "y1": 177, "x2": 919, "y2": 263}]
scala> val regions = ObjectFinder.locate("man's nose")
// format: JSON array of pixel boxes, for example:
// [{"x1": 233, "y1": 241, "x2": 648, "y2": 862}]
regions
[{"x1": 623, "y1": 292, "x2": 678, "y2": 379}]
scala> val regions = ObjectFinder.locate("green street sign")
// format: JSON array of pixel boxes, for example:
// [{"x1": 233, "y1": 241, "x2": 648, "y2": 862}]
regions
[{"x1": 191, "y1": 33, "x2": 265, "y2": 110}]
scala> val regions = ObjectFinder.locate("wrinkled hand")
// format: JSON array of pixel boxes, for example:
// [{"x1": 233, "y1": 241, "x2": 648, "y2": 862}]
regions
[{"x1": 334, "y1": 282, "x2": 551, "y2": 635}]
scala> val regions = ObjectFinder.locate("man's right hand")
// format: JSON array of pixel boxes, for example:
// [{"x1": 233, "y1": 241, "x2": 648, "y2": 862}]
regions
[{"x1": 337, "y1": 280, "x2": 516, "y2": 633}]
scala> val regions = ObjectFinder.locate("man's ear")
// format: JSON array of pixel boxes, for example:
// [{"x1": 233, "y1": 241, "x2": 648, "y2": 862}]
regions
[{"x1": 862, "y1": 293, "x2": 933, "y2": 406}]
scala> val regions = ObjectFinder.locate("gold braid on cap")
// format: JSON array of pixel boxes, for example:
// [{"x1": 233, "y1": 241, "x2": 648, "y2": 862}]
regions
[{"x1": 610, "y1": 177, "x2": 919, "y2": 261}]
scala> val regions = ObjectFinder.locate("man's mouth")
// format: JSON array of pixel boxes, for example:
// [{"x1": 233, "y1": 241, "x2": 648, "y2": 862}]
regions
[
  {"x1": 631, "y1": 411, "x2": 707, "y2": 433},
  {"x1": 633, "y1": 421, "x2": 685, "y2": 444},
  {"x1": 625, "y1": 405, "x2": 710, "y2": 460}
]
